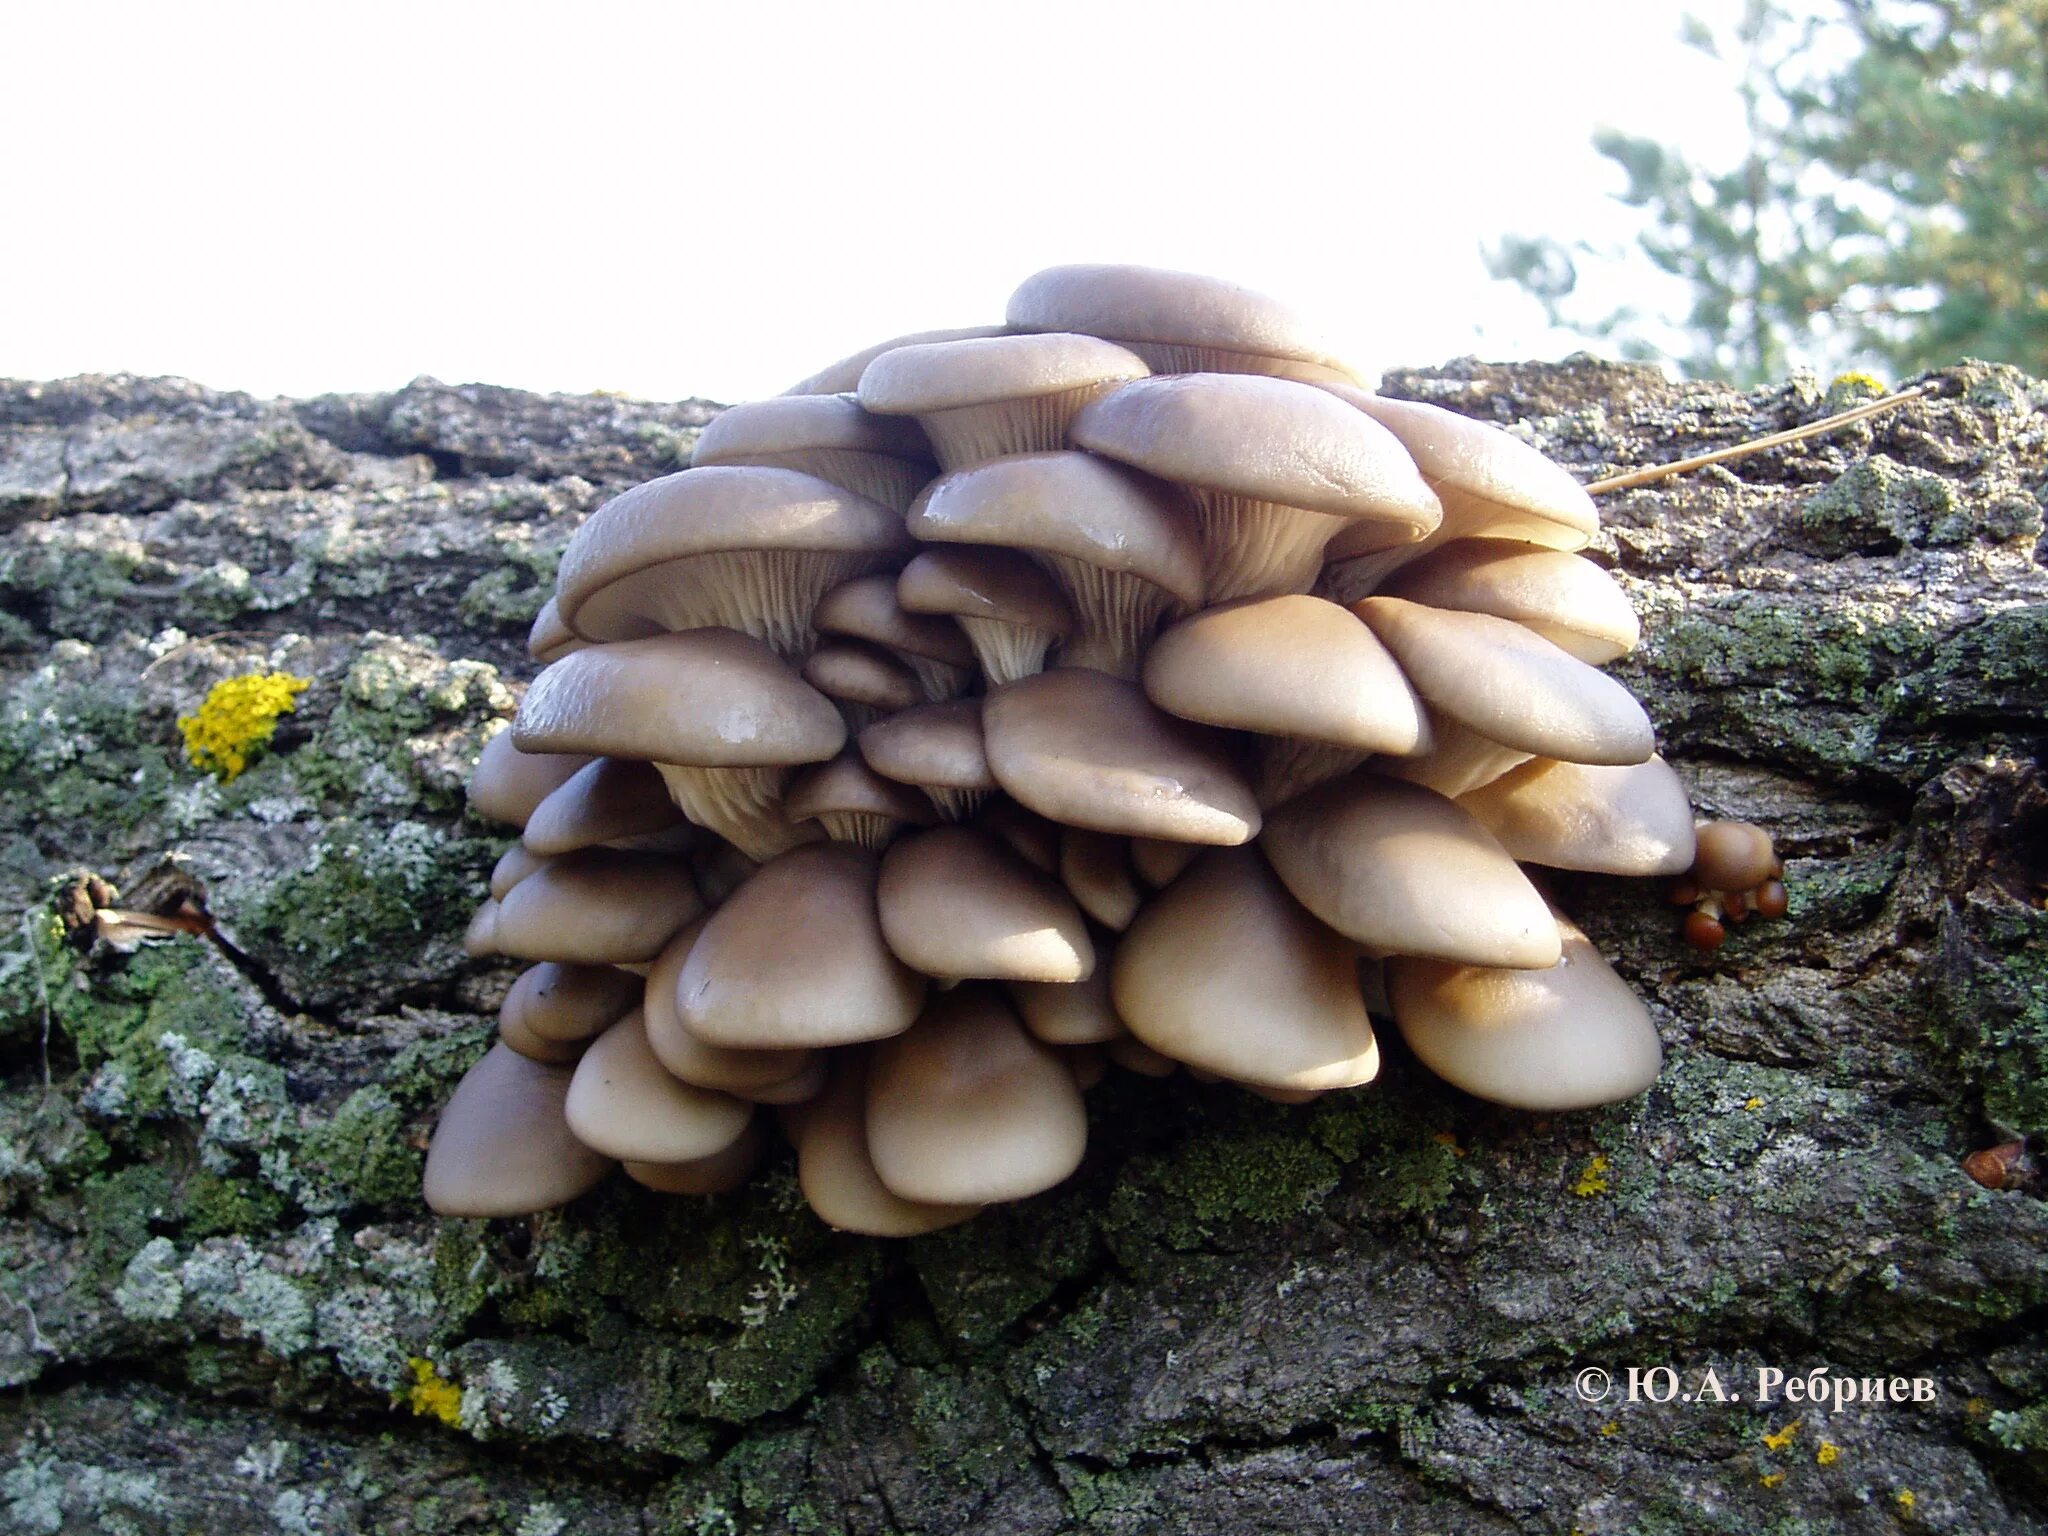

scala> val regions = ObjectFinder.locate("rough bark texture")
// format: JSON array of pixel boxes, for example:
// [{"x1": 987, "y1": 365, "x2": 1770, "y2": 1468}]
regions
[{"x1": 1, "y1": 362, "x2": 2044, "y2": 1535}]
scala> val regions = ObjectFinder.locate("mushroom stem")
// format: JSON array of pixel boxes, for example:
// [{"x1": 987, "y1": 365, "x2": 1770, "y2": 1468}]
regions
[
  {"x1": 919, "y1": 390, "x2": 1111, "y2": 472},
  {"x1": 1033, "y1": 553, "x2": 1180, "y2": 680},
  {"x1": 1255, "y1": 738, "x2": 1369, "y2": 810},
  {"x1": 957, "y1": 615, "x2": 1056, "y2": 687},
  {"x1": 654, "y1": 763, "x2": 811, "y2": 864}
]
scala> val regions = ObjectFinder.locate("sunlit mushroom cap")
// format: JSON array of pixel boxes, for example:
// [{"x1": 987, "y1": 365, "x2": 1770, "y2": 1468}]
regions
[
  {"x1": 1261, "y1": 773, "x2": 1560, "y2": 969},
  {"x1": 857, "y1": 699, "x2": 996, "y2": 797},
  {"x1": 514, "y1": 629, "x2": 846, "y2": 768},
  {"x1": 468, "y1": 728, "x2": 591, "y2": 828},
  {"x1": 1387, "y1": 910, "x2": 1662, "y2": 1110},
  {"x1": 423, "y1": 1043, "x2": 612, "y2": 1217},
  {"x1": 1320, "y1": 385, "x2": 1599, "y2": 563},
  {"x1": 624, "y1": 1117, "x2": 766, "y2": 1196},
  {"x1": 982, "y1": 669, "x2": 1260, "y2": 845},
  {"x1": 690, "y1": 394, "x2": 934, "y2": 512},
  {"x1": 796, "y1": 1053, "x2": 979, "y2": 1235},
  {"x1": 1006, "y1": 263, "x2": 1360, "y2": 382},
  {"x1": 676, "y1": 842, "x2": 926, "y2": 1048},
  {"x1": 1112, "y1": 845, "x2": 1381, "y2": 1091},
  {"x1": 1142, "y1": 595, "x2": 1428, "y2": 754},
  {"x1": 878, "y1": 824, "x2": 1095, "y2": 983},
  {"x1": 865, "y1": 985, "x2": 1088, "y2": 1205},
  {"x1": 1458, "y1": 755, "x2": 1696, "y2": 876},
  {"x1": 782, "y1": 324, "x2": 1011, "y2": 398},
  {"x1": 501, "y1": 961, "x2": 641, "y2": 1063},
  {"x1": 564, "y1": 1010, "x2": 754, "y2": 1163},
  {"x1": 553, "y1": 465, "x2": 910, "y2": 648},
  {"x1": 521, "y1": 757, "x2": 686, "y2": 857},
  {"x1": 896, "y1": 546, "x2": 1075, "y2": 635},
  {"x1": 1374, "y1": 709, "x2": 1534, "y2": 800},
  {"x1": 640, "y1": 915, "x2": 819, "y2": 1097},
  {"x1": 1375, "y1": 538, "x2": 1640, "y2": 663},
  {"x1": 907, "y1": 451, "x2": 1205, "y2": 609},
  {"x1": 1354, "y1": 598, "x2": 1655, "y2": 766},
  {"x1": 860, "y1": 332, "x2": 1149, "y2": 415},
  {"x1": 492, "y1": 847, "x2": 704, "y2": 965}
]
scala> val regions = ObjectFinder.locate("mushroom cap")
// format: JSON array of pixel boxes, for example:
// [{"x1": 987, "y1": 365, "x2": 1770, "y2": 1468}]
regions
[
  {"x1": 796, "y1": 1054, "x2": 979, "y2": 1235},
  {"x1": 1458, "y1": 755, "x2": 1697, "y2": 876},
  {"x1": 468, "y1": 729, "x2": 591, "y2": 828},
  {"x1": 676, "y1": 842, "x2": 926, "y2": 1048},
  {"x1": 489, "y1": 842, "x2": 547, "y2": 900},
  {"x1": 1070, "y1": 374, "x2": 1441, "y2": 536},
  {"x1": 691, "y1": 393, "x2": 932, "y2": 465},
  {"x1": 1354, "y1": 598, "x2": 1655, "y2": 766},
  {"x1": 527, "y1": 597, "x2": 586, "y2": 664},
  {"x1": 1058, "y1": 829, "x2": 1142, "y2": 932},
  {"x1": 878, "y1": 824, "x2": 1095, "y2": 983},
  {"x1": 865, "y1": 985, "x2": 1088, "y2": 1205},
  {"x1": 623, "y1": 1117, "x2": 766, "y2": 1196},
  {"x1": 1008, "y1": 940, "x2": 1128, "y2": 1045},
  {"x1": 564, "y1": 1010, "x2": 755, "y2": 1163},
  {"x1": 1006, "y1": 263, "x2": 1356, "y2": 378},
  {"x1": 1387, "y1": 911, "x2": 1663, "y2": 1110},
  {"x1": 515, "y1": 629, "x2": 846, "y2": 768},
  {"x1": 813, "y1": 573, "x2": 976, "y2": 667},
  {"x1": 802, "y1": 639, "x2": 925, "y2": 714},
  {"x1": 554, "y1": 465, "x2": 910, "y2": 643},
  {"x1": 1375, "y1": 538, "x2": 1640, "y2": 663},
  {"x1": 1129, "y1": 836, "x2": 1201, "y2": 890},
  {"x1": 782, "y1": 324, "x2": 1011, "y2": 398},
  {"x1": 492, "y1": 847, "x2": 704, "y2": 965},
  {"x1": 896, "y1": 546, "x2": 1075, "y2": 635},
  {"x1": 975, "y1": 797, "x2": 1062, "y2": 874},
  {"x1": 1374, "y1": 709, "x2": 1534, "y2": 800},
  {"x1": 642, "y1": 915, "x2": 819, "y2": 1095},
  {"x1": 521, "y1": 757, "x2": 686, "y2": 857},
  {"x1": 1142, "y1": 595, "x2": 1428, "y2": 754},
  {"x1": 858, "y1": 699, "x2": 996, "y2": 794},
  {"x1": 1112, "y1": 845, "x2": 1381, "y2": 1090},
  {"x1": 1261, "y1": 773, "x2": 1561, "y2": 969},
  {"x1": 982, "y1": 669, "x2": 1261, "y2": 845},
  {"x1": 907, "y1": 451, "x2": 1205, "y2": 609},
  {"x1": 858, "y1": 331, "x2": 1149, "y2": 414},
  {"x1": 463, "y1": 898, "x2": 500, "y2": 958},
  {"x1": 1320, "y1": 386, "x2": 1598, "y2": 560},
  {"x1": 422, "y1": 1043, "x2": 613, "y2": 1217},
  {"x1": 784, "y1": 751, "x2": 940, "y2": 835},
  {"x1": 503, "y1": 960, "x2": 642, "y2": 1049},
  {"x1": 1692, "y1": 820, "x2": 1777, "y2": 891}
]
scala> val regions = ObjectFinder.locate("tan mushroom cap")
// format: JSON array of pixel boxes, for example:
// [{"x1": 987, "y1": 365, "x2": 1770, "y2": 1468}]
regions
[
  {"x1": 1059, "y1": 829, "x2": 1142, "y2": 932},
  {"x1": 1070, "y1": 373, "x2": 1441, "y2": 600},
  {"x1": 690, "y1": 394, "x2": 934, "y2": 514},
  {"x1": 492, "y1": 848, "x2": 704, "y2": 965},
  {"x1": 1318, "y1": 386, "x2": 1598, "y2": 582},
  {"x1": 1374, "y1": 709, "x2": 1535, "y2": 800},
  {"x1": 975, "y1": 797, "x2": 1061, "y2": 874},
  {"x1": 501, "y1": 961, "x2": 642, "y2": 1063},
  {"x1": 1692, "y1": 820, "x2": 1777, "y2": 891},
  {"x1": 796, "y1": 1054, "x2": 979, "y2": 1236},
  {"x1": 895, "y1": 546, "x2": 1074, "y2": 686},
  {"x1": 1006, "y1": 263, "x2": 1361, "y2": 382},
  {"x1": 1375, "y1": 539, "x2": 1640, "y2": 664},
  {"x1": 1261, "y1": 773, "x2": 1561, "y2": 969},
  {"x1": 515, "y1": 629, "x2": 846, "y2": 768},
  {"x1": 1354, "y1": 598, "x2": 1655, "y2": 767},
  {"x1": 1113, "y1": 845, "x2": 1381, "y2": 1091},
  {"x1": 527, "y1": 597, "x2": 586, "y2": 664},
  {"x1": 553, "y1": 465, "x2": 910, "y2": 652},
  {"x1": 1458, "y1": 756, "x2": 1697, "y2": 876},
  {"x1": 423, "y1": 1043, "x2": 613, "y2": 1217},
  {"x1": 857, "y1": 698, "x2": 996, "y2": 822},
  {"x1": 814, "y1": 573, "x2": 976, "y2": 668},
  {"x1": 677, "y1": 842, "x2": 926, "y2": 1048},
  {"x1": 564, "y1": 1010, "x2": 754, "y2": 1163},
  {"x1": 1129, "y1": 836, "x2": 1200, "y2": 890},
  {"x1": 782, "y1": 323, "x2": 1011, "y2": 398},
  {"x1": 858, "y1": 332, "x2": 1150, "y2": 469},
  {"x1": 866, "y1": 985, "x2": 1088, "y2": 1205},
  {"x1": 521, "y1": 757, "x2": 685, "y2": 858},
  {"x1": 642, "y1": 915, "x2": 818, "y2": 1096},
  {"x1": 463, "y1": 898, "x2": 501, "y2": 958},
  {"x1": 489, "y1": 843, "x2": 547, "y2": 900},
  {"x1": 803, "y1": 639, "x2": 926, "y2": 717},
  {"x1": 784, "y1": 751, "x2": 939, "y2": 849},
  {"x1": 1008, "y1": 939, "x2": 1128, "y2": 1045},
  {"x1": 878, "y1": 824, "x2": 1095, "y2": 983},
  {"x1": 1142, "y1": 595, "x2": 1428, "y2": 754},
  {"x1": 468, "y1": 728, "x2": 591, "y2": 828},
  {"x1": 983, "y1": 669, "x2": 1261, "y2": 846},
  {"x1": 1387, "y1": 910, "x2": 1663, "y2": 1110},
  {"x1": 624, "y1": 1118, "x2": 766, "y2": 1196}
]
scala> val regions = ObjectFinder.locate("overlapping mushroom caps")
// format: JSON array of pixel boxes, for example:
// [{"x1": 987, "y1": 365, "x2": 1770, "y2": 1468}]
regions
[{"x1": 427, "y1": 262, "x2": 1787, "y2": 1230}]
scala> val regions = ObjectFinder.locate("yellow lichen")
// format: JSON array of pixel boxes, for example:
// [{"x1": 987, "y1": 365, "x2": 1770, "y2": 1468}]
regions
[
  {"x1": 402, "y1": 1355, "x2": 464, "y2": 1427},
  {"x1": 1816, "y1": 1440, "x2": 1841, "y2": 1466},
  {"x1": 1897, "y1": 1489, "x2": 1917, "y2": 1514},
  {"x1": 1570, "y1": 1154, "x2": 1611, "y2": 1197},
  {"x1": 1760, "y1": 1470, "x2": 1788, "y2": 1489},
  {"x1": 1744, "y1": 1096, "x2": 1765, "y2": 1111},
  {"x1": 1763, "y1": 1419, "x2": 1802, "y2": 1452},
  {"x1": 1599, "y1": 1420, "x2": 1620, "y2": 1437},
  {"x1": 1830, "y1": 370, "x2": 1887, "y2": 395},
  {"x1": 1433, "y1": 1132, "x2": 1465, "y2": 1158},
  {"x1": 177, "y1": 671, "x2": 311, "y2": 781}
]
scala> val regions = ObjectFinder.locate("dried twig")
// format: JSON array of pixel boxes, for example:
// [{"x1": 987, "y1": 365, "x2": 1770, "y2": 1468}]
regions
[{"x1": 1585, "y1": 382, "x2": 1936, "y2": 496}]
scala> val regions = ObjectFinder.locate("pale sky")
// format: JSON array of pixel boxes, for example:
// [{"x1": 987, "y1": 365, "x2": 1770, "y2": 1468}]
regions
[{"x1": 2, "y1": 1, "x2": 1751, "y2": 404}]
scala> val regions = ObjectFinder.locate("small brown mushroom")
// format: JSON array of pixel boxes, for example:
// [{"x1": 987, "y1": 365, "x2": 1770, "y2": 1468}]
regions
[{"x1": 423, "y1": 1043, "x2": 613, "y2": 1217}]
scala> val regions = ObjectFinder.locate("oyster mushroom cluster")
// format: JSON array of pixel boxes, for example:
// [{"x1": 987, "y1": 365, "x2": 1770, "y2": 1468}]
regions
[{"x1": 429, "y1": 263, "x2": 1781, "y2": 1235}]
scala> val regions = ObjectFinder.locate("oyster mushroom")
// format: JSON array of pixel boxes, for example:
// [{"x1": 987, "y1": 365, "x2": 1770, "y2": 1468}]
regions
[
  {"x1": 468, "y1": 728, "x2": 590, "y2": 829},
  {"x1": 784, "y1": 751, "x2": 940, "y2": 850},
  {"x1": 1374, "y1": 537, "x2": 1640, "y2": 663},
  {"x1": 491, "y1": 848, "x2": 704, "y2": 966},
  {"x1": 813, "y1": 574, "x2": 976, "y2": 702},
  {"x1": 690, "y1": 393, "x2": 935, "y2": 512},
  {"x1": 1457, "y1": 755, "x2": 1697, "y2": 876},
  {"x1": 795, "y1": 1052, "x2": 979, "y2": 1236},
  {"x1": 642, "y1": 915, "x2": 820, "y2": 1101},
  {"x1": 563, "y1": 1010, "x2": 754, "y2": 1163},
  {"x1": 498, "y1": 960, "x2": 641, "y2": 1064},
  {"x1": 520, "y1": 757, "x2": 687, "y2": 857},
  {"x1": 782, "y1": 323, "x2": 1010, "y2": 398},
  {"x1": 877, "y1": 824, "x2": 1095, "y2": 983},
  {"x1": 423, "y1": 1043, "x2": 612, "y2": 1217},
  {"x1": 895, "y1": 545, "x2": 1075, "y2": 686},
  {"x1": 856, "y1": 698, "x2": 997, "y2": 822}
]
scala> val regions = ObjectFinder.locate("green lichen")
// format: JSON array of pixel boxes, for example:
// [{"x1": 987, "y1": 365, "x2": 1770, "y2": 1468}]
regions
[{"x1": 1799, "y1": 457, "x2": 1970, "y2": 555}]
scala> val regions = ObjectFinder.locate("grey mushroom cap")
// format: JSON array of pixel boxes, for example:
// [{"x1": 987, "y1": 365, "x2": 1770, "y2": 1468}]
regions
[
  {"x1": 692, "y1": 392, "x2": 932, "y2": 464},
  {"x1": 468, "y1": 728, "x2": 591, "y2": 829},
  {"x1": 489, "y1": 843, "x2": 547, "y2": 901},
  {"x1": 878, "y1": 824, "x2": 1095, "y2": 983},
  {"x1": 623, "y1": 1117, "x2": 767, "y2": 1196},
  {"x1": 521, "y1": 757, "x2": 686, "y2": 858},
  {"x1": 1457, "y1": 755, "x2": 1697, "y2": 876},
  {"x1": 643, "y1": 915, "x2": 819, "y2": 1097},
  {"x1": 858, "y1": 332, "x2": 1150, "y2": 415},
  {"x1": 796, "y1": 1053, "x2": 979, "y2": 1236},
  {"x1": 563, "y1": 1010, "x2": 755, "y2": 1163},
  {"x1": 423, "y1": 1043, "x2": 613, "y2": 1217},
  {"x1": 1375, "y1": 538, "x2": 1640, "y2": 664},
  {"x1": 528, "y1": 597, "x2": 587, "y2": 663},
  {"x1": 814, "y1": 573, "x2": 977, "y2": 668},
  {"x1": 491, "y1": 848, "x2": 705, "y2": 965},
  {"x1": 500, "y1": 961, "x2": 642, "y2": 1063},
  {"x1": 782, "y1": 324, "x2": 1011, "y2": 398},
  {"x1": 858, "y1": 699, "x2": 996, "y2": 795}
]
